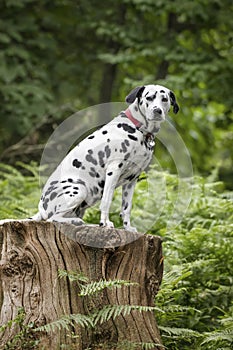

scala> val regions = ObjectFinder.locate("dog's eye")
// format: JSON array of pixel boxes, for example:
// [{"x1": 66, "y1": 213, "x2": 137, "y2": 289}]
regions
[
  {"x1": 146, "y1": 96, "x2": 154, "y2": 102},
  {"x1": 162, "y1": 97, "x2": 168, "y2": 102}
]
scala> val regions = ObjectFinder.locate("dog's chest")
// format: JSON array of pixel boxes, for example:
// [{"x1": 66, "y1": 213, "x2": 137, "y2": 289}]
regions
[{"x1": 73, "y1": 117, "x2": 153, "y2": 173}]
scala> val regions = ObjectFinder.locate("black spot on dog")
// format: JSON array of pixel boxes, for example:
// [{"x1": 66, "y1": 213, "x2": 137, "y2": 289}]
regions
[
  {"x1": 125, "y1": 174, "x2": 136, "y2": 181},
  {"x1": 128, "y1": 135, "x2": 138, "y2": 141},
  {"x1": 125, "y1": 139, "x2": 130, "y2": 146},
  {"x1": 107, "y1": 172, "x2": 113, "y2": 176},
  {"x1": 124, "y1": 191, "x2": 128, "y2": 197},
  {"x1": 118, "y1": 123, "x2": 136, "y2": 134},
  {"x1": 160, "y1": 90, "x2": 165, "y2": 93},
  {"x1": 61, "y1": 180, "x2": 67, "y2": 183},
  {"x1": 121, "y1": 142, "x2": 127, "y2": 153},
  {"x1": 98, "y1": 150, "x2": 105, "y2": 167},
  {"x1": 74, "y1": 187, "x2": 79, "y2": 190},
  {"x1": 88, "y1": 149, "x2": 93, "y2": 154},
  {"x1": 81, "y1": 201, "x2": 88, "y2": 208},
  {"x1": 43, "y1": 198, "x2": 49, "y2": 211},
  {"x1": 48, "y1": 212, "x2": 53, "y2": 219},
  {"x1": 94, "y1": 187, "x2": 99, "y2": 194},
  {"x1": 88, "y1": 135, "x2": 95, "y2": 139},
  {"x1": 86, "y1": 153, "x2": 98, "y2": 165},
  {"x1": 140, "y1": 100, "x2": 143, "y2": 105},
  {"x1": 102, "y1": 130, "x2": 108, "y2": 135},
  {"x1": 68, "y1": 178, "x2": 73, "y2": 182},
  {"x1": 44, "y1": 185, "x2": 57, "y2": 197},
  {"x1": 124, "y1": 203, "x2": 128, "y2": 210},
  {"x1": 89, "y1": 167, "x2": 100, "y2": 178},
  {"x1": 107, "y1": 138, "x2": 110, "y2": 142},
  {"x1": 124, "y1": 153, "x2": 130, "y2": 161},
  {"x1": 50, "y1": 192, "x2": 58, "y2": 201},
  {"x1": 65, "y1": 191, "x2": 70, "y2": 194},
  {"x1": 89, "y1": 170, "x2": 95, "y2": 177},
  {"x1": 134, "y1": 106, "x2": 138, "y2": 112},
  {"x1": 105, "y1": 145, "x2": 111, "y2": 158},
  {"x1": 73, "y1": 191, "x2": 78, "y2": 195},
  {"x1": 63, "y1": 186, "x2": 71, "y2": 190},
  {"x1": 50, "y1": 181, "x2": 58, "y2": 185},
  {"x1": 118, "y1": 163, "x2": 123, "y2": 168},
  {"x1": 98, "y1": 180, "x2": 105, "y2": 189},
  {"x1": 73, "y1": 159, "x2": 82, "y2": 168}
]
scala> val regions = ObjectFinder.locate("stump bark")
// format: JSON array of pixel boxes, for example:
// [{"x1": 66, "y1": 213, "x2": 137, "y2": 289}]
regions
[{"x1": 0, "y1": 221, "x2": 163, "y2": 349}]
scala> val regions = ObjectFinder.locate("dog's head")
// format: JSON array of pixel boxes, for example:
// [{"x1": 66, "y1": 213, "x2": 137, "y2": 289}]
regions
[{"x1": 126, "y1": 84, "x2": 179, "y2": 122}]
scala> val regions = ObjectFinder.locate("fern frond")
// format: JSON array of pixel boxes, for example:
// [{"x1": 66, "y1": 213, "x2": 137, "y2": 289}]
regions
[
  {"x1": 92, "y1": 304, "x2": 164, "y2": 326},
  {"x1": 159, "y1": 326, "x2": 201, "y2": 338},
  {"x1": 58, "y1": 269, "x2": 89, "y2": 284},
  {"x1": 35, "y1": 313, "x2": 93, "y2": 333},
  {"x1": 161, "y1": 304, "x2": 200, "y2": 314},
  {"x1": 201, "y1": 328, "x2": 233, "y2": 345},
  {"x1": 79, "y1": 279, "x2": 137, "y2": 296},
  {"x1": 69, "y1": 313, "x2": 94, "y2": 328}
]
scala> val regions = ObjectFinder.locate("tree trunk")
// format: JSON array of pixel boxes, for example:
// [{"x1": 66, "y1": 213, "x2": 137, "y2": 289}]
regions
[{"x1": 0, "y1": 221, "x2": 163, "y2": 349}]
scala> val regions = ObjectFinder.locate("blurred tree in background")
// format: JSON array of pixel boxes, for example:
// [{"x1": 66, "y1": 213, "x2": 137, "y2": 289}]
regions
[{"x1": 0, "y1": 0, "x2": 232, "y2": 186}]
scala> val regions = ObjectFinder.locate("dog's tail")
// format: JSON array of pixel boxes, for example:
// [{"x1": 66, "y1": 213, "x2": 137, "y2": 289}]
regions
[{"x1": 0, "y1": 212, "x2": 43, "y2": 225}]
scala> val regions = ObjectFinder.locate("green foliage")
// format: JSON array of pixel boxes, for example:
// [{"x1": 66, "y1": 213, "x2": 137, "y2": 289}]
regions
[
  {"x1": 92, "y1": 304, "x2": 164, "y2": 326},
  {"x1": 0, "y1": 162, "x2": 40, "y2": 219},
  {"x1": 0, "y1": 0, "x2": 233, "y2": 180},
  {"x1": 37, "y1": 270, "x2": 164, "y2": 349},
  {"x1": 78, "y1": 279, "x2": 137, "y2": 297},
  {"x1": 58, "y1": 269, "x2": 137, "y2": 296},
  {"x1": 0, "y1": 308, "x2": 39, "y2": 349},
  {"x1": 0, "y1": 163, "x2": 232, "y2": 349},
  {"x1": 36, "y1": 313, "x2": 94, "y2": 333}
]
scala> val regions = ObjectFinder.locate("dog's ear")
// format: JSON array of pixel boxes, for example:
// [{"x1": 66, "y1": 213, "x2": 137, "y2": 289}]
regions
[
  {"x1": 169, "y1": 91, "x2": 180, "y2": 114},
  {"x1": 125, "y1": 86, "x2": 145, "y2": 104}
]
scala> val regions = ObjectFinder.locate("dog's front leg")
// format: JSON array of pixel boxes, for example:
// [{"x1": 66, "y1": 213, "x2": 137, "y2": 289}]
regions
[
  {"x1": 121, "y1": 180, "x2": 137, "y2": 232},
  {"x1": 99, "y1": 165, "x2": 121, "y2": 228}
]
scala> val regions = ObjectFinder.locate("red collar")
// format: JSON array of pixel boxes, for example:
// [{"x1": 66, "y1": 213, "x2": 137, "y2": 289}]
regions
[
  {"x1": 124, "y1": 108, "x2": 155, "y2": 147},
  {"x1": 124, "y1": 108, "x2": 142, "y2": 129}
]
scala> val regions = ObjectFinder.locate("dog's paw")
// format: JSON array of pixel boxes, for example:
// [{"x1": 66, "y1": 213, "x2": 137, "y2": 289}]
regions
[
  {"x1": 99, "y1": 220, "x2": 115, "y2": 229},
  {"x1": 124, "y1": 225, "x2": 137, "y2": 232}
]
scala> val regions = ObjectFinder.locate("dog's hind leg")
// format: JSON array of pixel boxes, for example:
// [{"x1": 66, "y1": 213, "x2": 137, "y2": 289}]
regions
[{"x1": 46, "y1": 184, "x2": 88, "y2": 226}]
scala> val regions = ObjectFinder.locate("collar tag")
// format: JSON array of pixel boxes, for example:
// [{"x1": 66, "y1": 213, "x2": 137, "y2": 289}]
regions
[{"x1": 145, "y1": 134, "x2": 155, "y2": 148}]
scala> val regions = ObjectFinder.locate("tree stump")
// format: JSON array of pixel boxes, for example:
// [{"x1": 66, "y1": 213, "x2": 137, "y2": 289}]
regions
[{"x1": 0, "y1": 221, "x2": 163, "y2": 349}]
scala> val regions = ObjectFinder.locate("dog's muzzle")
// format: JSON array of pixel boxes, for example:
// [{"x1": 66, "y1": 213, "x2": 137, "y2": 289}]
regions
[{"x1": 150, "y1": 107, "x2": 165, "y2": 121}]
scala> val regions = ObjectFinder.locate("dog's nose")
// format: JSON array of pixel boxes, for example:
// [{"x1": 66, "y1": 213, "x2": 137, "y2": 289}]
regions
[{"x1": 153, "y1": 107, "x2": 162, "y2": 115}]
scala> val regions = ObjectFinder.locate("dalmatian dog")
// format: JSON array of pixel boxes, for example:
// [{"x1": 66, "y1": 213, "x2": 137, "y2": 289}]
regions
[{"x1": 0, "y1": 84, "x2": 179, "y2": 231}]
